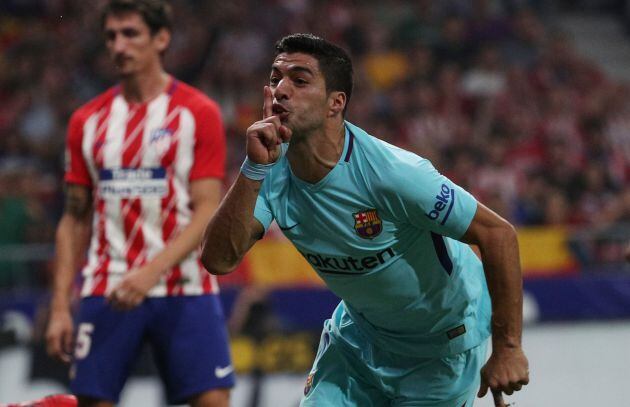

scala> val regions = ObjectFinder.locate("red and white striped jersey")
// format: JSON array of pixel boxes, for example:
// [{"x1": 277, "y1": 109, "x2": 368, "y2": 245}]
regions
[{"x1": 64, "y1": 78, "x2": 225, "y2": 297}]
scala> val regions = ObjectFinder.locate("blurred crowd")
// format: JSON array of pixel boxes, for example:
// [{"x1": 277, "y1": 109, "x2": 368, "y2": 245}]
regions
[{"x1": 1, "y1": 0, "x2": 629, "y2": 252}]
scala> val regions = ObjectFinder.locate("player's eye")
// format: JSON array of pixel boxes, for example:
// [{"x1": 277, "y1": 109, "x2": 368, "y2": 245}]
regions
[
  {"x1": 269, "y1": 76, "x2": 280, "y2": 86},
  {"x1": 104, "y1": 31, "x2": 116, "y2": 41},
  {"x1": 121, "y1": 28, "x2": 140, "y2": 38},
  {"x1": 294, "y1": 78, "x2": 308, "y2": 86}
]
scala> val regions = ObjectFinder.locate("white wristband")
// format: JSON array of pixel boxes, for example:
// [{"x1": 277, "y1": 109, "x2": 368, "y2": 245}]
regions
[
  {"x1": 240, "y1": 143, "x2": 289, "y2": 181},
  {"x1": 240, "y1": 157, "x2": 275, "y2": 180}
]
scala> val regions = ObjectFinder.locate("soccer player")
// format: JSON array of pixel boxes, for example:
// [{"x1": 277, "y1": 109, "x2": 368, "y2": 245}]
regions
[
  {"x1": 201, "y1": 34, "x2": 529, "y2": 406},
  {"x1": 44, "y1": 1, "x2": 233, "y2": 406}
]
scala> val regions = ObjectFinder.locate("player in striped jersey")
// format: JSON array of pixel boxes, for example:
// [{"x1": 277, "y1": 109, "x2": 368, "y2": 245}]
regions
[
  {"x1": 201, "y1": 34, "x2": 529, "y2": 406},
  {"x1": 45, "y1": 1, "x2": 233, "y2": 406}
]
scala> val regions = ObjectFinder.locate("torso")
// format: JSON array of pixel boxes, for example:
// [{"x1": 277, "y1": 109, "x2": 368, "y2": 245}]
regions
[
  {"x1": 255, "y1": 122, "x2": 491, "y2": 356},
  {"x1": 65, "y1": 79, "x2": 225, "y2": 297}
]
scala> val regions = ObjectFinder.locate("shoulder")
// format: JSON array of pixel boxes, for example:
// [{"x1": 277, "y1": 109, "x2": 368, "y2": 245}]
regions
[
  {"x1": 67, "y1": 86, "x2": 118, "y2": 137},
  {"x1": 171, "y1": 80, "x2": 222, "y2": 117},
  {"x1": 70, "y1": 86, "x2": 118, "y2": 126},
  {"x1": 347, "y1": 122, "x2": 431, "y2": 187}
]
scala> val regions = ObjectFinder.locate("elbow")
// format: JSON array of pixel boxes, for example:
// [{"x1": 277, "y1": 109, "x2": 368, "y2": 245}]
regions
[
  {"x1": 200, "y1": 256, "x2": 233, "y2": 276},
  {"x1": 204, "y1": 267, "x2": 233, "y2": 276},
  {"x1": 200, "y1": 247, "x2": 236, "y2": 276},
  {"x1": 471, "y1": 217, "x2": 518, "y2": 250},
  {"x1": 500, "y1": 220, "x2": 518, "y2": 240},
  {"x1": 485, "y1": 220, "x2": 518, "y2": 249}
]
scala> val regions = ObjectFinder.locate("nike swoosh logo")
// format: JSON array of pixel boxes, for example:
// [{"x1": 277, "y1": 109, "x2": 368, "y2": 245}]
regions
[
  {"x1": 279, "y1": 223, "x2": 299, "y2": 231},
  {"x1": 215, "y1": 365, "x2": 234, "y2": 379}
]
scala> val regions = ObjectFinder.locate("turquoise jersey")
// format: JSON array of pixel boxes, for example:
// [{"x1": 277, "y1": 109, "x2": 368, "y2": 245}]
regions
[{"x1": 254, "y1": 122, "x2": 491, "y2": 357}]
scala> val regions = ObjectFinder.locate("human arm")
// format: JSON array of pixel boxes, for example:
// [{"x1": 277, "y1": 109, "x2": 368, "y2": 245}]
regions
[
  {"x1": 200, "y1": 175, "x2": 265, "y2": 275},
  {"x1": 45, "y1": 184, "x2": 92, "y2": 362},
  {"x1": 459, "y1": 202, "x2": 529, "y2": 400},
  {"x1": 201, "y1": 86, "x2": 291, "y2": 275},
  {"x1": 107, "y1": 178, "x2": 222, "y2": 309}
]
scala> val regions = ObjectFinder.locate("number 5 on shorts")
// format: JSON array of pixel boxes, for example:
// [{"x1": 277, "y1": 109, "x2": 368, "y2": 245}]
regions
[{"x1": 75, "y1": 323, "x2": 94, "y2": 360}]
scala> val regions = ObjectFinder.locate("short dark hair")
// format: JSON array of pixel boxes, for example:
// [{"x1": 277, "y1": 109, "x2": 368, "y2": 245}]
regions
[
  {"x1": 100, "y1": 0, "x2": 172, "y2": 34},
  {"x1": 275, "y1": 33, "x2": 353, "y2": 113}
]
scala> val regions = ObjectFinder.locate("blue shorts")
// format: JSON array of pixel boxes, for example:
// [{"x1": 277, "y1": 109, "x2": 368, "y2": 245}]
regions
[
  {"x1": 70, "y1": 295, "x2": 234, "y2": 404},
  {"x1": 301, "y1": 314, "x2": 488, "y2": 407}
]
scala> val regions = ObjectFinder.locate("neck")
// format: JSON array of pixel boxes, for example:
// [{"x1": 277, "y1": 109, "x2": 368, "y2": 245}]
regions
[
  {"x1": 120, "y1": 65, "x2": 169, "y2": 104},
  {"x1": 287, "y1": 119, "x2": 346, "y2": 184}
]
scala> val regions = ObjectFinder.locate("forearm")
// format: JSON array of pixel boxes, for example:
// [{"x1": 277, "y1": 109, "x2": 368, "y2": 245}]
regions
[
  {"x1": 51, "y1": 215, "x2": 89, "y2": 311},
  {"x1": 201, "y1": 174, "x2": 262, "y2": 275},
  {"x1": 478, "y1": 224, "x2": 523, "y2": 349},
  {"x1": 144, "y1": 202, "x2": 217, "y2": 276}
]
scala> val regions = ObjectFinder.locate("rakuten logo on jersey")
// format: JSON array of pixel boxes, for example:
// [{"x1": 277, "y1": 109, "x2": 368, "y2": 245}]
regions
[
  {"x1": 299, "y1": 247, "x2": 395, "y2": 276},
  {"x1": 425, "y1": 183, "x2": 455, "y2": 225}
]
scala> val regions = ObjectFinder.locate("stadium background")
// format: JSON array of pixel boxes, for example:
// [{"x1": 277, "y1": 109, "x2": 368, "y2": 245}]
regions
[{"x1": 1, "y1": 0, "x2": 629, "y2": 405}]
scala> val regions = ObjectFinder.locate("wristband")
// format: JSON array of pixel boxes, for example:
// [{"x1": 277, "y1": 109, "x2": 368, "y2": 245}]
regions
[
  {"x1": 240, "y1": 157, "x2": 275, "y2": 180},
  {"x1": 240, "y1": 143, "x2": 289, "y2": 181}
]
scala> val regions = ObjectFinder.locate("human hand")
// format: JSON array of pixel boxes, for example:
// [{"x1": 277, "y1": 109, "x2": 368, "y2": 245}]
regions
[
  {"x1": 45, "y1": 308, "x2": 74, "y2": 363},
  {"x1": 245, "y1": 86, "x2": 292, "y2": 165},
  {"x1": 107, "y1": 266, "x2": 161, "y2": 310},
  {"x1": 478, "y1": 346, "x2": 529, "y2": 405}
]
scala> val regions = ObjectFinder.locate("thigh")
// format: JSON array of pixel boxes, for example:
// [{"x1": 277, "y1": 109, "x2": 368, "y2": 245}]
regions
[
  {"x1": 301, "y1": 320, "x2": 389, "y2": 407},
  {"x1": 392, "y1": 340, "x2": 488, "y2": 407},
  {"x1": 70, "y1": 297, "x2": 147, "y2": 403},
  {"x1": 147, "y1": 295, "x2": 234, "y2": 405}
]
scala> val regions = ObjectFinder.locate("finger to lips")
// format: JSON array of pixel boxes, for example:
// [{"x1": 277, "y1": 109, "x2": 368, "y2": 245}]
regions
[{"x1": 263, "y1": 86, "x2": 273, "y2": 119}]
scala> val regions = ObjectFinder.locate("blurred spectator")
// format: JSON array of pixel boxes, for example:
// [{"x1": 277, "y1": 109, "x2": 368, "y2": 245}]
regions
[{"x1": 0, "y1": 162, "x2": 54, "y2": 287}]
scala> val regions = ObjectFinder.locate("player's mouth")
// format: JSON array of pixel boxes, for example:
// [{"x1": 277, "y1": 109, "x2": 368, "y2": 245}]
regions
[
  {"x1": 272, "y1": 103, "x2": 290, "y2": 119},
  {"x1": 114, "y1": 55, "x2": 133, "y2": 67}
]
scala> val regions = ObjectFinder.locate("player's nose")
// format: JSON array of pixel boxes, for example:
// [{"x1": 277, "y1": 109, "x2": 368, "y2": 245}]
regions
[
  {"x1": 273, "y1": 78, "x2": 290, "y2": 101},
  {"x1": 110, "y1": 33, "x2": 128, "y2": 53}
]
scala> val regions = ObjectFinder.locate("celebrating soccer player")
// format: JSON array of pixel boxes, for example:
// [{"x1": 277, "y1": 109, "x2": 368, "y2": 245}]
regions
[
  {"x1": 45, "y1": 1, "x2": 233, "y2": 406},
  {"x1": 201, "y1": 33, "x2": 529, "y2": 406}
]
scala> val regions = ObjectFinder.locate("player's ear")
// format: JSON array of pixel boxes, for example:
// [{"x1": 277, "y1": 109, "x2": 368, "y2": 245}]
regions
[
  {"x1": 153, "y1": 28, "x2": 171, "y2": 54},
  {"x1": 328, "y1": 91, "x2": 347, "y2": 117}
]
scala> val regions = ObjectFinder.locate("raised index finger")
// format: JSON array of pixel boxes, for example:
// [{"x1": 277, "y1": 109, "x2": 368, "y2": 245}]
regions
[{"x1": 263, "y1": 85, "x2": 273, "y2": 119}]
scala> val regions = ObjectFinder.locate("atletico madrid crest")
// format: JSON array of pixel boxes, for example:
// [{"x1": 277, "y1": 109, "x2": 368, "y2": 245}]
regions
[{"x1": 353, "y1": 209, "x2": 382, "y2": 239}]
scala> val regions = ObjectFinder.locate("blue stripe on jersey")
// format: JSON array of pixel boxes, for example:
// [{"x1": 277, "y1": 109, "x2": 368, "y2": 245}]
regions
[
  {"x1": 430, "y1": 232, "x2": 453, "y2": 275},
  {"x1": 344, "y1": 130, "x2": 354, "y2": 162}
]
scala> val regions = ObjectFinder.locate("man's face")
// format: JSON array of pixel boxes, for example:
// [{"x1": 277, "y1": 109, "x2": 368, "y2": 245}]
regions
[
  {"x1": 269, "y1": 52, "x2": 331, "y2": 134},
  {"x1": 103, "y1": 12, "x2": 168, "y2": 76}
]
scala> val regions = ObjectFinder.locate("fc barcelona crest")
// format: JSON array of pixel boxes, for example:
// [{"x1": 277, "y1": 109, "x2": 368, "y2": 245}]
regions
[{"x1": 353, "y1": 209, "x2": 382, "y2": 239}]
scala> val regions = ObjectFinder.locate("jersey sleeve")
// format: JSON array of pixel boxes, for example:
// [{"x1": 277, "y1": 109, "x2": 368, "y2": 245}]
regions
[
  {"x1": 63, "y1": 111, "x2": 92, "y2": 187},
  {"x1": 190, "y1": 101, "x2": 226, "y2": 181},
  {"x1": 378, "y1": 154, "x2": 478, "y2": 239},
  {"x1": 253, "y1": 181, "x2": 274, "y2": 232}
]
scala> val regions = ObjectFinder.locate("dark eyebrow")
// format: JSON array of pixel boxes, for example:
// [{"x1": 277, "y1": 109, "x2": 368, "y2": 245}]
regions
[{"x1": 271, "y1": 65, "x2": 315, "y2": 77}]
